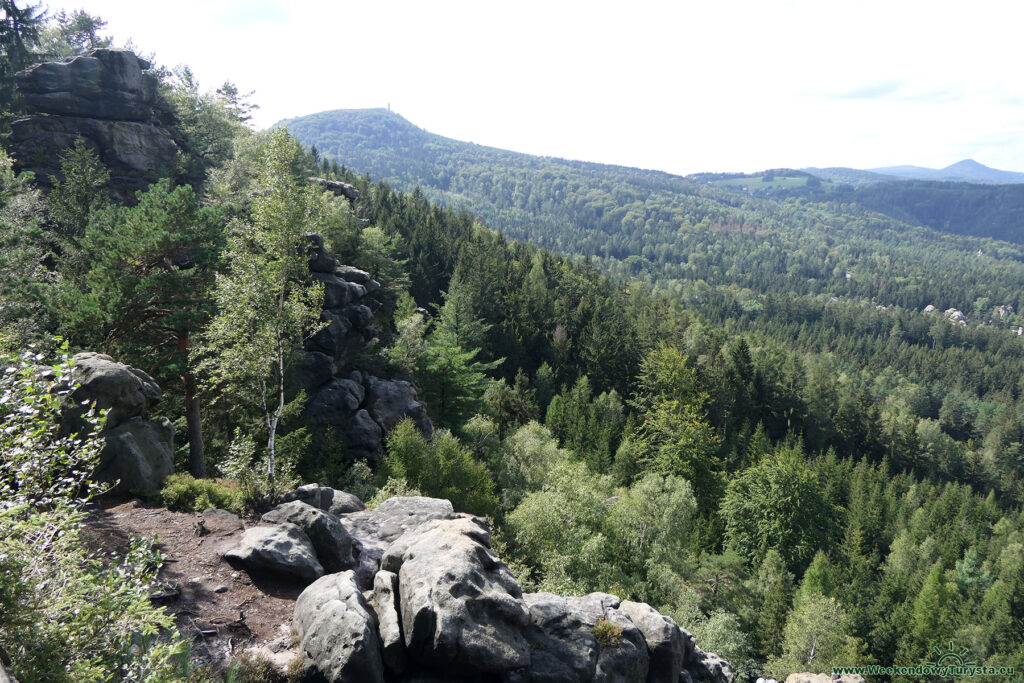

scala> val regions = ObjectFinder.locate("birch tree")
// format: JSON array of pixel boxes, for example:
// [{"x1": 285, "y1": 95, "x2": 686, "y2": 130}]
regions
[{"x1": 195, "y1": 129, "x2": 323, "y2": 492}]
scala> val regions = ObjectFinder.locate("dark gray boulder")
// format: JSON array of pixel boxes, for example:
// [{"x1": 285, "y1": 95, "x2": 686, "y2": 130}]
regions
[
  {"x1": 65, "y1": 352, "x2": 161, "y2": 430},
  {"x1": 294, "y1": 570, "x2": 384, "y2": 683},
  {"x1": 520, "y1": 592, "x2": 650, "y2": 683},
  {"x1": 96, "y1": 418, "x2": 174, "y2": 495},
  {"x1": 313, "y1": 272, "x2": 366, "y2": 309},
  {"x1": 260, "y1": 501, "x2": 355, "y2": 573},
  {"x1": 336, "y1": 264, "x2": 373, "y2": 284},
  {"x1": 9, "y1": 115, "x2": 177, "y2": 187},
  {"x1": 306, "y1": 311, "x2": 356, "y2": 359},
  {"x1": 61, "y1": 352, "x2": 173, "y2": 494},
  {"x1": 15, "y1": 49, "x2": 157, "y2": 120},
  {"x1": 344, "y1": 304, "x2": 374, "y2": 330},
  {"x1": 380, "y1": 515, "x2": 531, "y2": 674},
  {"x1": 348, "y1": 409, "x2": 384, "y2": 459},
  {"x1": 364, "y1": 376, "x2": 433, "y2": 436},
  {"x1": 305, "y1": 378, "x2": 366, "y2": 427},
  {"x1": 224, "y1": 523, "x2": 323, "y2": 583},
  {"x1": 339, "y1": 496, "x2": 456, "y2": 589},
  {"x1": 292, "y1": 351, "x2": 335, "y2": 393},
  {"x1": 679, "y1": 630, "x2": 734, "y2": 683}
]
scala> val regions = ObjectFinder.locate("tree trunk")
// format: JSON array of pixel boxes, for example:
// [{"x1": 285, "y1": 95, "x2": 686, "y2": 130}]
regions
[
  {"x1": 178, "y1": 332, "x2": 205, "y2": 478},
  {"x1": 183, "y1": 370, "x2": 205, "y2": 478}
]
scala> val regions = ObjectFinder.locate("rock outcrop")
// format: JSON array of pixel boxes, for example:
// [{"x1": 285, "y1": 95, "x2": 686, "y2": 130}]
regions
[
  {"x1": 62, "y1": 352, "x2": 174, "y2": 494},
  {"x1": 10, "y1": 49, "x2": 178, "y2": 196},
  {"x1": 257, "y1": 493, "x2": 735, "y2": 683},
  {"x1": 297, "y1": 234, "x2": 432, "y2": 462}
]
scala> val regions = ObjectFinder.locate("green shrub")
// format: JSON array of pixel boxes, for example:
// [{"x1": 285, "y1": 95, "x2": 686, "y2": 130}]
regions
[
  {"x1": 592, "y1": 617, "x2": 623, "y2": 647},
  {"x1": 161, "y1": 473, "x2": 244, "y2": 514},
  {"x1": 1, "y1": 347, "x2": 188, "y2": 680}
]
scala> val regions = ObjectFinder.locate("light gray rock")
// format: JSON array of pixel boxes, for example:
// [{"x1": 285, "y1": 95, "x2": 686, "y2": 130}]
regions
[
  {"x1": 283, "y1": 484, "x2": 366, "y2": 515},
  {"x1": 619, "y1": 601, "x2": 683, "y2": 683},
  {"x1": 224, "y1": 523, "x2": 323, "y2": 583},
  {"x1": 373, "y1": 569, "x2": 407, "y2": 674},
  {"x1": 65, "y1": 352, "x2": 161, "y2": 430},
  {"x1": 294, "y1": 570, "x2": 384, "y2": 683},
  {"x1": 261, "y1": 501, "x2": 355, "y2": 573},
  {"x1": 309, "y1": 177, "x2": 359, "y2": 203},
  {"x1": 381, "y1": 515, "x2": 531, "y2": 674},
  {"x1": 339, "y1": 496, "x2": 455, "y2": 588}
]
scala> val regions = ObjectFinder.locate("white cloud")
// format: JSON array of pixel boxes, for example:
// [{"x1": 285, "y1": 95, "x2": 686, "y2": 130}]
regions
[{"x1": 42, "y1": 0, "x2": 1024, "y2": 174}]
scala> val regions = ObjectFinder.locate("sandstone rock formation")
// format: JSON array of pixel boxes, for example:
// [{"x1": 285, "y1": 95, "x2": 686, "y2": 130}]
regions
[
  {"x1": 297, "y1": 234, "x2": 433, "y2": 462},
  {"x1": 246, "y1": 492, "x2": 737, "y2": 683},
  {"x1": 10, "y1": 49, "x2": 178, "y2": 196},
  {"x1": 62, "y1": 352, "x2": 174, "y2": 494}
]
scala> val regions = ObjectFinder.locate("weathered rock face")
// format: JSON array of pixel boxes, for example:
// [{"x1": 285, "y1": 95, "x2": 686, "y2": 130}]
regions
[
  {"x1": 62, "y1": 352, "x2": 173, "y2": 494},
  {"x1": 340, "y1": 496, "x2": 456, "y2": 589},
  {"x1": 10, "y1": 49, "x2": 178, "y2": 196},
  {"x1": 218, "y1": 489, "x2": 734, "y2": 683},
  {"x1": 381, "y1": 515, "x2": 532, "y2": 674},
  {"x1": 261, "y1": 500, "x2": 356, "y2": 574},
  {"x1": 16, "y1": 49, "x2": 158, "y2": 120},
  {"x1": 294, "y1": 570, "x2": 384, "y2": 683},
  {"x1": 224, "y1": 523, "x2": 324, "y2": 583}
]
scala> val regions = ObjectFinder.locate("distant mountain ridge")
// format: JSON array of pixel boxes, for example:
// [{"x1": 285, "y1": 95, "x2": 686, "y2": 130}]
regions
[{"x1": 870, "y1": 158, "x2": 1024, "y2": 184}]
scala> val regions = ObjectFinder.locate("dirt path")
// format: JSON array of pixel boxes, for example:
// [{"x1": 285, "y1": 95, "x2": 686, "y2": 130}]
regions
[{"x1": 83, "y1": 499, "x2": 301, "y2": 672}]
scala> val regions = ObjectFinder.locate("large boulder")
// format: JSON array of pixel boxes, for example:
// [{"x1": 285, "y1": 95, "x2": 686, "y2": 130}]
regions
[
  {"x1": 619, "y1": 601, "x2": 684, "y2": 683},
  {"x1": 224, "y1": 523, "x2": 324, "y2": 583},
  {"x1": 283, "y1": 483, "x2": 366, "y2": 515},
  {"x1": 65, "y1": 352, "x2": 161, "y2": 430},
  {"x1": 96, "y1": 418, "x2": 174, "y2": 494},
  {"x1": 380, "y1": 515, "x2": 531, "y2": 674},
  {"x1": 62, "y1": 352, "x2": 173, "y2": 494},
  {"x1": 680, "y1": 631, "x2": 734, "y2": 683},
  {"x1": 364, "y1": 376, "x2": 433, "y2": 436},
  {"x1": 15, "y1": 49, "x2": 158, "y2": 120},
  {"x1": 339, "y1": 496, "x2": 455, "y2": 588},
  {"x1": 261, "y1": 501, "x2": 355, "y2": 573},
  {"x1": 294, "y1": 570, "x2": 384, "y2": 683},
  {"x1": 521, "y1": 592, "x2": 649, "y2": 683}
]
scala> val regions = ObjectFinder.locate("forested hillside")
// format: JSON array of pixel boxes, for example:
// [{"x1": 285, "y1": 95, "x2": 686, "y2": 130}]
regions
[{"x1": 2, "y1": 12, "x2": 1024, "y2": 680}]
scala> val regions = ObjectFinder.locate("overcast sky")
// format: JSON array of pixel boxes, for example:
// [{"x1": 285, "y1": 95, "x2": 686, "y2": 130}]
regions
[{"x1": 42, "y1": 0, "x2": 1024, "y2": 176}]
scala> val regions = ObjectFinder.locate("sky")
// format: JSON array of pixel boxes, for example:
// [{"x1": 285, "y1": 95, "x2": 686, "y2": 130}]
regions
[{"x1": 42, "y1": 0, "x2": 1024, "y2": 176}]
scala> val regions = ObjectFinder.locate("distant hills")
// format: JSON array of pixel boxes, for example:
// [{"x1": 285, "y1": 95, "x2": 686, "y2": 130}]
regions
[
  {"x1": 278, "y1": 108, "x2": 1024, "y2": 247},
  {"x1": 807, "y1": 159, "x2": 1024, "y2": 186}
]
